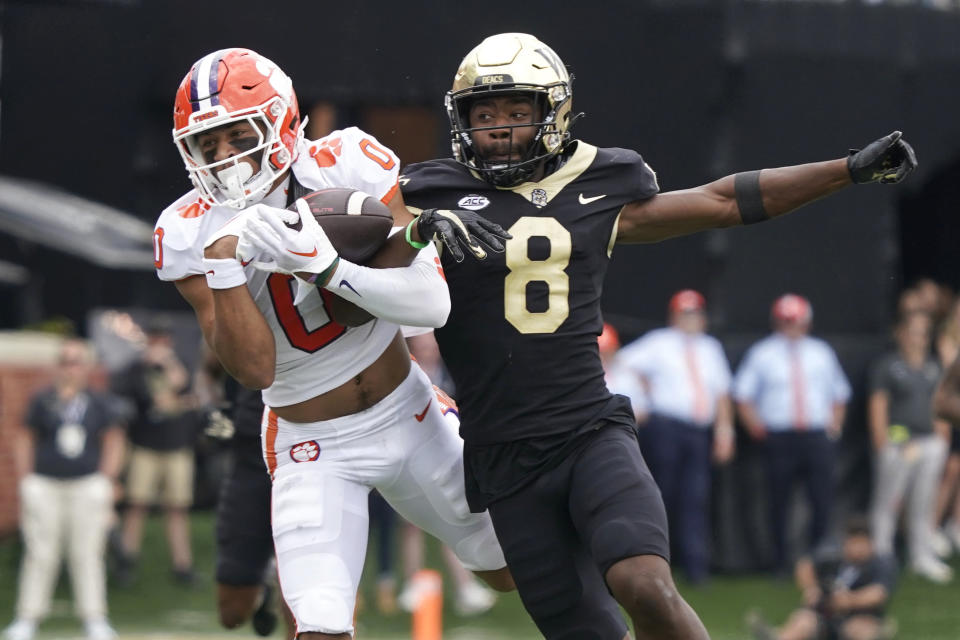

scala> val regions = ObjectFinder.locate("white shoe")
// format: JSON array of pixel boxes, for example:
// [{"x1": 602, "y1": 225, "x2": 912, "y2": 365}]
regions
[
  {"x1": 932, "y1": 529, "x2": 952, "y2": 559},
  {"x1": 912, "y1": 556, "x2": 954, "y2": 584},
  {"x1": 454, "y1": 580, "x2": 497, "y2": 616},
  {"x1": 84, "y1": 618, "x2": 117, "y2": 640},
  {"x1": 2, "y1": 619, "x2": 36, "y2": 640},
  {"x1": 397, "y1": 581, "x2": 417, "y2": 613}
]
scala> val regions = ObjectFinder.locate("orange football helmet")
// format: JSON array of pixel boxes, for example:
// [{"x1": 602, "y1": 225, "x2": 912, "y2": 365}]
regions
[{"x1": 172, "y1": 48, "x2": 303, "y2": 209}]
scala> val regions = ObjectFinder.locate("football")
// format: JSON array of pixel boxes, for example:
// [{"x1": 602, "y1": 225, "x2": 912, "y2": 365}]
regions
[{"x1": 288, "y1": 187, "x2": 393, "y2": 264}]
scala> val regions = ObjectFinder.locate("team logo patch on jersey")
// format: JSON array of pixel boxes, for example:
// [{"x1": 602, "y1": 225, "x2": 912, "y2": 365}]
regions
[
  {"x1": 290, "y1": 440, "x2": 321, "y2": 463},
  {"x1": 531, "y1": 188, "x2": 548, "y2": 207},
  {"x1": 457, "y1": 194, "x2": 490, "y2": 211}
]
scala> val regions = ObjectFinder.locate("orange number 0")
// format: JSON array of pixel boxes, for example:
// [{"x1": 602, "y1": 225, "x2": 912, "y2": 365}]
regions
[
  {"x1": 153, "y1": 228, "x2": 165, "y2": 269},
  {"x1": 267, "y1": 274, "x2": 346, "y2": 353},
  {"x1": 359, "y1": 138, "x2": 395, "y2": 170}
]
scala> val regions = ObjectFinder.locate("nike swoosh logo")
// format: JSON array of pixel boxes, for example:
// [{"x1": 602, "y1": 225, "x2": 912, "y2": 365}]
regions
[
  {"x1": 288, "y1": 246, "x2": 318, "y2": 257},
  {"x1": 205, "y1": 270, "x2": 215, "y2": 276},
  {"x1": 240, "y1": 259, "x2": 252, "y2": 267},
  {"x1": 414, "y1": 399, "x2": 432, "y2": 422},
  {"x1": 579, "y1": 193, "x2": 607, "y2": 205},
  {"x1": 338, "y1": 280, "x2": 360, "y2": 296}
]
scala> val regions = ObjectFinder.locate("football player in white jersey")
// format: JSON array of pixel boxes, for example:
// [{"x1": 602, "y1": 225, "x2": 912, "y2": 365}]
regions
[{"x1": 153, "y1": 48, "x2": 513, "y2": 639}]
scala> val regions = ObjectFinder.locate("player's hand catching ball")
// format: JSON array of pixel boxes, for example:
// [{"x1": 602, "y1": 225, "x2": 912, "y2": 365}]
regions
[
  {"x1": 416, "y1": 208, "x2": 511, "y2": 262},
  {"x1": 847, "y1": 130, "x2": 917, "y2": 184},
  {"x1": 202, "y1": 212, "x2": 258, "y2": 262},
  {"x1": 244, "y1": 200, "x2": 340, "y2": 282}
]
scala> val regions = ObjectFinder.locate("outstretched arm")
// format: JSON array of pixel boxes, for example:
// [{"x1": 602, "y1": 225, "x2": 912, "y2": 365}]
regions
[{"x1": 617, "y1": 131, "x2": 916, "y2": 244}]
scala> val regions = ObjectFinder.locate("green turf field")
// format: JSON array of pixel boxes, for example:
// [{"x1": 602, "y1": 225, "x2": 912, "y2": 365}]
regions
[{"x1": 1, "y1": 511, "x2": 959, "y2": 639}]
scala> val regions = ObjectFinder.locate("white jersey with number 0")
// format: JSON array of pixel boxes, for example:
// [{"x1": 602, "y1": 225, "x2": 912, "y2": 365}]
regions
[{"x1": 154, "y1": 127, "x2": 439, "y2": 407}]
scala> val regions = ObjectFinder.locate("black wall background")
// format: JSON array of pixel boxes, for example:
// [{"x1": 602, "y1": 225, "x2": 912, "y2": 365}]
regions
[
  {"x1": 3, "y1": 0, "x2": 959, "y2": 335},
  {"x1": 3, "y1": 0, "x2": 960, "y2": 569}
]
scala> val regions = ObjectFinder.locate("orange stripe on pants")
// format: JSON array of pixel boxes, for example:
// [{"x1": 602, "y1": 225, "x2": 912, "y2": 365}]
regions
[{"x1": 265, "y1": 410, "x2": 279, "y2": 478}]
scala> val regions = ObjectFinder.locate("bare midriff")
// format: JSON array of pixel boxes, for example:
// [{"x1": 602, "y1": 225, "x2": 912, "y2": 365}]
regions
[{"x1": 269, "y1": 331, "x2": 412, "y2": 423}]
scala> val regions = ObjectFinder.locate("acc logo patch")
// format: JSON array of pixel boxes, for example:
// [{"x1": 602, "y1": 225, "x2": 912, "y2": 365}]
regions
[
  {"x1": 457, "y1": 194, "x2": 490, "y2": 211},
  {"x1": 289, "y1": 440, "x2": 321, "y2": 463}
]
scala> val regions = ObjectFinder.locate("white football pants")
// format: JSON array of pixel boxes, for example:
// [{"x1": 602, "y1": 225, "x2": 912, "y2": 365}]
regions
[{"x1": 261, "y1": 363, "x2": 504, "y2": 636}]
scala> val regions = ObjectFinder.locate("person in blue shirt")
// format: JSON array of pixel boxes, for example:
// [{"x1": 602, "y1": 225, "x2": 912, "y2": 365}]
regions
[
  {"x1": 619, "y1": 290, "x2": 734, "y2": 584},
  {"x1": 734, "y1": 294, "x2": 851, "y2": 575}
]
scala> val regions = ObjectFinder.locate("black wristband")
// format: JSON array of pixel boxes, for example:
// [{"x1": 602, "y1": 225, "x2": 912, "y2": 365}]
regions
[{"x1": 734, "y1": 170, "x2": 769, "y2": 225}]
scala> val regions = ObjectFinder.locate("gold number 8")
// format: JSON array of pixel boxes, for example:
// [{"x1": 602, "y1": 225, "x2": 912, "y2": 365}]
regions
[{"x1": 504, "y1": 217, "x2": 572, "y2": 334}]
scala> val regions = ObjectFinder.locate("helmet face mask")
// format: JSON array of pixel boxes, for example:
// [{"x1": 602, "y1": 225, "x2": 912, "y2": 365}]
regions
[
  {"x1": 447, "y1": 34, "x2": 576, "y2": 188},
  {"x1": 172, "y1": 49, "x2": 304, "y2": 209}
]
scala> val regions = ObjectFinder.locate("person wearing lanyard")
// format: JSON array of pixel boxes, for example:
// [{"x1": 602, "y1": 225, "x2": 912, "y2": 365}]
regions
[
  {"x1": 3, "y1": 339, "x2": 125, "y2": 640},
  {"x1": 619, "y1": 290, "x2": 734, "y2": 585},
  {"x1": 734, "y1": 294, "x2": 851, "y2": 576}
]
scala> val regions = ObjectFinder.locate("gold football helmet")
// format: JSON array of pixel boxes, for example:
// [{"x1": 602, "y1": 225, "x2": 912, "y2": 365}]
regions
[{"x1": 446, "y1": 33, "x2": 577, "y2": 187}]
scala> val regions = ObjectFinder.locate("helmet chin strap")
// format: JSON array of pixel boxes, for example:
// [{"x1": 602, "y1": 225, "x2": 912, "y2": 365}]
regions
[{"x1": 216, "y1": 161, "x2": 255, "y2": 201}]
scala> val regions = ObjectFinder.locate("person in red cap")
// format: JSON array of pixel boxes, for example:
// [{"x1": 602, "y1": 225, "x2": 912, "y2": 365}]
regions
[
  {"x1": 733, "y1": 294, "x2": 851, "y2": 576},
  {"x1": 618, "y1": 290, "x2": 734, "y2": 584},
  {"x1": 598, "y1": 322, "x2": 621, "y2": 357}
]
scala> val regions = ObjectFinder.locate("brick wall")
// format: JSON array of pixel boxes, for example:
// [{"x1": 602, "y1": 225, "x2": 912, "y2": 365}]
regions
[{"x1": 0, "y1": 365, "x2": 55, "y2": 537}]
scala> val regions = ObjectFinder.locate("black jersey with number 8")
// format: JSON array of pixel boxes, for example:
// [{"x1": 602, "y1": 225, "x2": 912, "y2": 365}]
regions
[{"x1": 401, "y1": 141, "x2": 658, "y2": 448}]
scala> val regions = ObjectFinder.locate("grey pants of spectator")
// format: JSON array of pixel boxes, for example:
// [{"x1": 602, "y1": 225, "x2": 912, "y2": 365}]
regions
[{"x1": 871, "y1": 435, "x2": 948, "y2": 565}]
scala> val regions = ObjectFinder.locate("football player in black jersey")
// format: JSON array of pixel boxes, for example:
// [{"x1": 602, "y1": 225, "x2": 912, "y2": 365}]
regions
[
  {"x1": 213, "y1": 378, "x2": 294, "y2": 639},
  {"x1": 399, "y1": 32, "x2": 917, "y2": 640}
]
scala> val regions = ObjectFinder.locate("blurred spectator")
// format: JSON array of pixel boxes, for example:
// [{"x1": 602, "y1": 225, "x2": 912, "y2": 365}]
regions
[
  {"x1": 405, "y1": 331, "x2": 456, "y2": 395},
  {"x1": 111, "y1": 320, "x2": 198, "y2": 586},
  {"x1": 897, "y1": 287, "x2": 925, "y2": 317},
  {"x1": 934, "y1": 347, "x2": 960, "y2": 554},
  {"x1": 734, "y1": 294, "x2": 851, "y2": 575},
  {"x1": 368, "y1": 490, "x2": 399, "y2": 614},
  {"x1": 869, "y1": 311, "x2": 953, "y2": 583},
  {"x1": 933, "y1": 299, "x2": 960, "y2": 555},
  {"x1": 618, "y1": 290, "x2": 734, "y2": 584},
  {"x1": 746, "y1": 515, "x2": 898, "y2": 640},
  {"x1": 212, "y1": 375, "x2": 294, "y2": 638},
  {"x1": 396, "y1": 514, "x2": 498, "y2": 617},
  {"x1": 899, "y1": 278, "x2": 953, "y2": 329},
  {"x1": 598, "y1": 321, "x2": 646, "y2": 421},
  {"x1": 934, "y1": 297, "x2": 960, "y2": 367},
  {"x1": 3, "y1": 339, "x2": 125, "y2": 640},
  {"x1": 396, "y1": 332, "x2": 498, "y2": 617}
]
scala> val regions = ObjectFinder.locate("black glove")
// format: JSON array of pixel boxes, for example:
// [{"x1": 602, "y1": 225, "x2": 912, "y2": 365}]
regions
[
  {"x1": 416, "y1": 209, "x2": 511, "y2": 262},
  {"x1": 847, "y1": 130, "x2": 917, "y2": 184}
]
